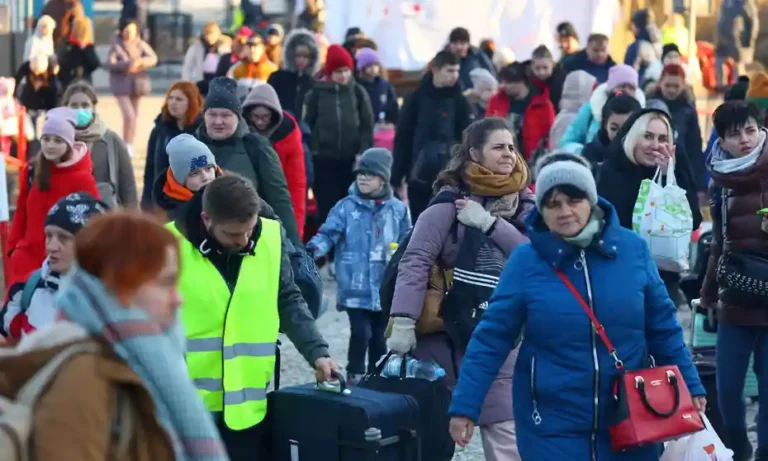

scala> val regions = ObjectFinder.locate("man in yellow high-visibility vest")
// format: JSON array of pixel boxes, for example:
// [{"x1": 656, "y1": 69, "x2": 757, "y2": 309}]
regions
[{"x1": 168, "y1": 173, "x2": 335, "y2": 460}]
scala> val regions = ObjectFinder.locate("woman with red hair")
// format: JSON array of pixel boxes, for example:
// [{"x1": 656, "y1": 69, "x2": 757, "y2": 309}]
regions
[
  {"x1": 141, "y1": 80, "x2": 204, "y2": 209},
  {"x1": 0, "y1": 211, "x2": 229, "y2": 460}
]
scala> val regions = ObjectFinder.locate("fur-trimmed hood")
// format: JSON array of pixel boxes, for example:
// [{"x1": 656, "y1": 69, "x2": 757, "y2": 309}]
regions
[{"x1": 282, "y1": 28, "x2": 320, "y2": 75}]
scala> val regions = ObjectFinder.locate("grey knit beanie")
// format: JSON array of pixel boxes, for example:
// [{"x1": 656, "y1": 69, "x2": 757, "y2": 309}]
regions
[
  {"x1": 355, "y1": 148, "x2": 392, "y2": 183},
  {"x1": 166, "y1": 134, "x2": 217, "y2": 185},
  {"x1": 534, "y1": 152, "x2": 598, "y2": 209}
]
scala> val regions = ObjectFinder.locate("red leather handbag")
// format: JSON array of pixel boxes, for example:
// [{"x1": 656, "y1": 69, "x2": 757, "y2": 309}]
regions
[{"x1": 554, "y1": 269, "x2": 705, "y2": 451}]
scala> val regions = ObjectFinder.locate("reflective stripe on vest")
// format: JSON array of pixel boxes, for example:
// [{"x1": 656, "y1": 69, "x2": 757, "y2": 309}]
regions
[{"x1": 168, "y1": 219, "x2": 282, "y2": 430}]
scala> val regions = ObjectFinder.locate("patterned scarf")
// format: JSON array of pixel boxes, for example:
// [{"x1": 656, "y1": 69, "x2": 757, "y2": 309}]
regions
[{"x1": 57, "y1": 268, "x2": 229, "y2": 461}]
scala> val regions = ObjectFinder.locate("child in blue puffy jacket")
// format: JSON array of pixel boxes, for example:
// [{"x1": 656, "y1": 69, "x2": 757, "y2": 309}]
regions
[{"x1": 308, "y1": 147, "x2": 411, "y2": 384}]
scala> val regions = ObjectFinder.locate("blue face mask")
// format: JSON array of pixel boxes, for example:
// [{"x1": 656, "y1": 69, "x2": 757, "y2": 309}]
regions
[{"x1": 74, "y1": 108, "x2": 93, "y2": 127}]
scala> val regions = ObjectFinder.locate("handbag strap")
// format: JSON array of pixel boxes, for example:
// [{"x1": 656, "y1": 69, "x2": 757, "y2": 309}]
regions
[{"x1": 553, "y1": 269, "x2": 625, "y2": 370}]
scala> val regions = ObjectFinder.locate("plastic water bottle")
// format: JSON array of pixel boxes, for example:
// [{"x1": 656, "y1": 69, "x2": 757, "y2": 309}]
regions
[{"x1": 381, "y1": 356, "x2": 446, "y2": 381}]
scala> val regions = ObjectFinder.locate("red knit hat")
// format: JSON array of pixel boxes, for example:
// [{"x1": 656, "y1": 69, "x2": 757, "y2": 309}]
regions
[{"x1": 324, "y1": 44, "x2": 354, "y2": 75}]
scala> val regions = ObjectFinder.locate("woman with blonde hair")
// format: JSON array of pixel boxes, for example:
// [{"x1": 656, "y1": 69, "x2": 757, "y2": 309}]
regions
[
  {"x1": 57, "y1": 16, "x2": 100, "y2": 88},
  {"x1": 61, "y1": 80, "x2": 138, "y2": 207},
  {"x1": 596, "y1": 108, "x2": 701, "y2": 302},
  {"x1": 182, "y1": 21, "x2": 230, "y2": 84}
]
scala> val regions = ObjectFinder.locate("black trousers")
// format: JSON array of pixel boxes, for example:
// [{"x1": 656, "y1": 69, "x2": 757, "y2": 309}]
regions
[
  {"x1": 313, "y1": 156, "x2": 356, "y2": 224},
  {"x1": 346, "y1": 309, "x2": 387, "y2": 375},
  {"x1": 407, "y1": 184, "x2": 434, "y2": 223},
  {"x1": 216, "y1": 416, "x2": 269, "y2": 461}
]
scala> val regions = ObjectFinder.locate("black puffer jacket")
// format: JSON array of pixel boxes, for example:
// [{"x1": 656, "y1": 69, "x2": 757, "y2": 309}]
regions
[
  {"x1": 391, "y1": 72, "x2": 472, "y2": 187},
  {"x1": 302, "y1": 79, "x2": 374, "y2": 161},
  {"x1": 268, "y1": 28, "x2": 320, "y2": 116},
  {"x1": 582, "y1": 128, "x2": 613, "y2": 178}
]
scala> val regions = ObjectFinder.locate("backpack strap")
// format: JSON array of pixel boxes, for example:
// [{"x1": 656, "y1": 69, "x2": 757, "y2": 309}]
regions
[
  {"x1": 112, "y1": 386, "x2": 135, "y2": 460},
  {"x1": 16, "y1": 343, "x2": 101, "y2": 406},
  {"x1": 107, "y1": 135, "x2": 119, "y2": 190},
  {"x1": 20, "y1": 269, "x2": 42, "y2": 314},
  {"x1": 429, "y1": 189, "x2": 462, "y2": 242}
]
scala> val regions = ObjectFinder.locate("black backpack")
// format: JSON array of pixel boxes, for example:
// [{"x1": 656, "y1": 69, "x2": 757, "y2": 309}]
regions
[
  {"x1": 379, "y1": 190, "x2": 459, "y2": 319},
  {"x1": 440, "y1": 224, "x2": 504, "y2": 351},
  {"x1": 284, "y1": 238, "x2": 324, "y2": 319}
]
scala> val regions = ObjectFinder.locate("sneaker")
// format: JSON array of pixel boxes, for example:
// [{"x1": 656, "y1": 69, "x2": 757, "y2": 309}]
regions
[{"x1": 346, "y1": 373, "x2": 363, "y2": 386}]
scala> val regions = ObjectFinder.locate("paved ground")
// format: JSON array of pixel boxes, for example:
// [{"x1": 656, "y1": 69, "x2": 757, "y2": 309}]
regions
[{"x1": 99, "y1": 93, "x2": 755, "y2": 460}]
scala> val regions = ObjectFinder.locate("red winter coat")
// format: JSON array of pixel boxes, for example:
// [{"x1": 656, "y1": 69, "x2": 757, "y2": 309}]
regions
[
  {"x1": 271, "y1": 112, "x2": 307, "y2": 239},
  {"x1": 486, "y1": 87, "x2": 556, "y2": 160},
  {"x1": 6, "y1": 142, "x2": 99, "y2": 290}
]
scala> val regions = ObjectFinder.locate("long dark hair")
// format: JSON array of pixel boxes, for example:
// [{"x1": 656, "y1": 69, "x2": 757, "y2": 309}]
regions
[
  {"x1": 33, "y1": 155, "x2": 52, "y2": 191},
  {"x1": 433, "y1": 117, "x2": 513, "y2": 193},
  {"x1": 34, "y1": 142, "x2": 73, "y2": 191}
]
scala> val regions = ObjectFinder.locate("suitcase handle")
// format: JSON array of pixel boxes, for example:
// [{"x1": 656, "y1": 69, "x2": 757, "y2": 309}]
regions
[{"x1": 316, "y1": 370, "x2": 347, "y2": 393}]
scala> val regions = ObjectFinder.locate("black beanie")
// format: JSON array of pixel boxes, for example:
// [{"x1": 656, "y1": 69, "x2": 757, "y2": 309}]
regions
[
  {"x1": 45, "y1": 192, "x2": 107, "y2": 235},
  {"x1": 204, "y1": 77, "x2": 242, "y2": 115},
  {"x1": 661, "y1": 43, "x2": 681, "y2": 62}
]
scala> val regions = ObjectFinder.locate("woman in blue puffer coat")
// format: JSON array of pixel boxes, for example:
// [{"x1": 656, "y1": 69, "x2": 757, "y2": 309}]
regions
[{"x1": 448, "y1": 152, "x2": 705, "y2": 460}]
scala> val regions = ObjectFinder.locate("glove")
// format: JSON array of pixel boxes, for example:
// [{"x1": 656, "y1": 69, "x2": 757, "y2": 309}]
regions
[
  {"x1": 387, "y1": 317, "x2": 417, "y2": 354},
  {"x1": 457, "y1": 200, "x2": 496, "y2": 233}
]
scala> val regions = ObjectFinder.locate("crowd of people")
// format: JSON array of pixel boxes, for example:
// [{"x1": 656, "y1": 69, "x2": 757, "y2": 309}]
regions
[{"x1": 0, "y1": 6, "x2": 767, "y2": 461}]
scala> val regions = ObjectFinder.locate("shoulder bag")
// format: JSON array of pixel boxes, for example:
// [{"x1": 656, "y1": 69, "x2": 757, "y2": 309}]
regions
[
  {"x1": 554, "y1": 268, "x2": 704, "y2": 451},
  {"x1": 716, "y1": 187, "x2": 768, "y2": 304}
]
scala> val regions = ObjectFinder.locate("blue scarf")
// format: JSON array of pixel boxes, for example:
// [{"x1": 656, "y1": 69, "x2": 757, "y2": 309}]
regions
[{"x1": 57, "y1": 268, "x2": 229, "y2": 461}]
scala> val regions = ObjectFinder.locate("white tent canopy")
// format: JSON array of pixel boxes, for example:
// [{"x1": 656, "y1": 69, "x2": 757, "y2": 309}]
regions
[{"x1": 324, "y1": 0, "x2": 621, "y2": 71}]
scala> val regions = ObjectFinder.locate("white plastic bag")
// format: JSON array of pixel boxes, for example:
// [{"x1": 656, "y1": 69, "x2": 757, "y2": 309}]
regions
[
  {"x1": 631, "y1": 158, "x2": 693, "y2": 272},
  {"x1": 661, "y1": 414, "x2": 734, "y2": 461}
]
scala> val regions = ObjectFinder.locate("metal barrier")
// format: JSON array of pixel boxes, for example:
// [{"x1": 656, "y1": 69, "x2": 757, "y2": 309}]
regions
[{"x1": 147, "y1": 12, "x2": 192, "y2": 65}]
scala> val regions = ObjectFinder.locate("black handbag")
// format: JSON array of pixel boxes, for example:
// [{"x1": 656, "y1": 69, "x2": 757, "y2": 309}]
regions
[
  {"x1": 359, "y1": 352, "x2": 455, "y2": 461},
  {"x1": 716, "y1": 188, "x2": 768, "y2": 304}
]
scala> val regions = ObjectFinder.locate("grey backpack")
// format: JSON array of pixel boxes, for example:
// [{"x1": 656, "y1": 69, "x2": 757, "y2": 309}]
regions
[
  {"x1": 0, "y1": 343, "x2": 134, "y2": 461},
  {"x1": 95, "y1": 135, "x2": 120, "y2": 208}
]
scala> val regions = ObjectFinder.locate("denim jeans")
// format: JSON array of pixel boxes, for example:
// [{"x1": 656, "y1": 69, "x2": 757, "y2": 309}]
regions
[
  {"x1": 346, "y1": 309, "x2": 387, "y2": 375},
  {"x1": 716, "y1": 323, "x2": 768, "y2": 455}
]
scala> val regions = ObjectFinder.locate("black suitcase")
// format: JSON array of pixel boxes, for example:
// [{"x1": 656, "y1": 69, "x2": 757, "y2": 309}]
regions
[
  {"x1": 268, "y1": 372, "x2": 421, "y2": 461},
  {"x1": 359, "y1": 352, "x2": 455, "y2": 461}
]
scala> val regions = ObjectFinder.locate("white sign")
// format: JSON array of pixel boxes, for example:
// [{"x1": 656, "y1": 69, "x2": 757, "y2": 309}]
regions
[{"x1": 324, "y1": 0, "x2": 621, "y2": 71}]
